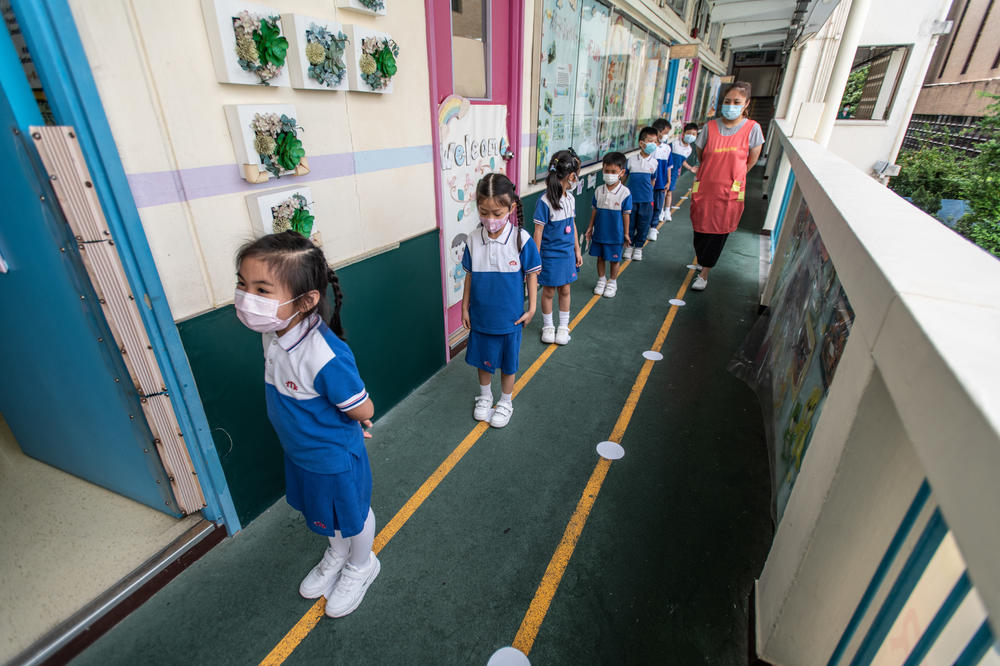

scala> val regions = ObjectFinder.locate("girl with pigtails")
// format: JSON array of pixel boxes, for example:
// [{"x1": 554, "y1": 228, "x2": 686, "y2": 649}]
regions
[
  {"x1": 234, "y1": 231, "x2": 380, "y2": 619},
  {"x1": 533, "y1": 149, "x2": 583, "y2": 346},
  {"x1": 461, "y1": 172, "x2": 542, "y2": 429}
]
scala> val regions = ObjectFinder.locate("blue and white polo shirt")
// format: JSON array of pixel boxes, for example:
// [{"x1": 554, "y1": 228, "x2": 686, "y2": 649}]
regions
[
  {"x1": 461, "y1": 223, "x2": 542, "y2": 334},
  {"x1": 626, "y1": 152, "x2": 658, "y2": 203},
  {"x1": 263, "y1": 315, "x2": 368, "y2": 474},
  {"x1": 654, "y1": 142, "x2": 672, "y2": 190},
  {"x1": 591, "y1": 184, "x2": 632, "y2": 245},
  {"x1": 533, "y1": 192, "x2": 576, "y2": 256}
]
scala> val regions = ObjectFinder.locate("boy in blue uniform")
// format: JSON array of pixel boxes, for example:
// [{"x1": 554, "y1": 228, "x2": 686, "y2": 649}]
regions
[
  {"x1": 663, "y1": 122, "x2": 699, "y2": 222},
  {"x1": 649, "y1": 119, "x2": 672, "y2": 241},
  {"x1": 584, "y1": 151, "x2": 632, "y2": 298},
  {"x1": 624, "y1": 126, "x2": 658, "y2": 260}
]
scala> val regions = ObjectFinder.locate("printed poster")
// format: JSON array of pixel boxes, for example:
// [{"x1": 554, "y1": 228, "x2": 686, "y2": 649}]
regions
[
  {"x1": 572, "y1": 0, "x2": 610, "y2": 163},
  {"x1": 535, "y1": 0, "x2": 583, "y2": 178},
  {"x1": 438, "y1": 96, "x2": 509, "y2": 308}
]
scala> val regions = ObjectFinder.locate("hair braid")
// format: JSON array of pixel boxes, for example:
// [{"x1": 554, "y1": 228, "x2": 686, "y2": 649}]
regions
[
  {"x1": 326, "y1": 266, "x2": 345, "y2": 340},
  {"x1": 513, "y1": 194, "x2": 524, "y2": 252}
]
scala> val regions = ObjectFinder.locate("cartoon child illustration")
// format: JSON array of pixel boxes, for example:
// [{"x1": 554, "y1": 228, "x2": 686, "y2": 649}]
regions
[{"x1": 450, "y1": 233, "x2": 468, "y2": 294}]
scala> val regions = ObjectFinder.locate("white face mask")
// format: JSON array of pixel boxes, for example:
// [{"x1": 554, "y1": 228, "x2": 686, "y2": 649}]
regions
[
  {"x1": 603, "y1": 173, "x2": 620, "y2": 186},
  {"x1": 234, "y1": 289, "x2": 301, "y2": 333}
]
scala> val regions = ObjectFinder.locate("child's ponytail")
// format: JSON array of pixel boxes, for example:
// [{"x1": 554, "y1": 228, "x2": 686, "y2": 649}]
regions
[
  {"x1": 326, "y1": 267, "x2": 345, "y2": 339},
  {"x1": 545, "y1": 150, "x2": 577, "y2": 210},
  {"x1": 513, "y1": 193, "x2": 524, "y2": 252}
]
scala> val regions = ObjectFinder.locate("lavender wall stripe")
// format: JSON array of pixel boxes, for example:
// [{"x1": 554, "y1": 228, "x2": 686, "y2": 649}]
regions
[{"x1": 127, "y1": 146, "x2": 429, "y2": 209}]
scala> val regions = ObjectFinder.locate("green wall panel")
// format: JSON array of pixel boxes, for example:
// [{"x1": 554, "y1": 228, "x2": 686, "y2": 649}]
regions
[{"x1": 177, "y1": 230, "x2": 446, "y2": 526}]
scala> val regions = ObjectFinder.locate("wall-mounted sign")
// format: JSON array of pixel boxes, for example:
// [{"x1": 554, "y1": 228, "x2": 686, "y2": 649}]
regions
[{"x1": 669, "y1": 44, "x2": 699, "y2": 59}]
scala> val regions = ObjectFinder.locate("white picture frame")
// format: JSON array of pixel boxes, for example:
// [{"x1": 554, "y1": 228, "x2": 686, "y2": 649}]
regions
[
  {"x1": 281, "y1": 13, "x2": 351, "y2": 92},
  {"x1": 343, "y1": 25, "x2": 396, "y2": 94},
  {"x1": 336, "y1": 0, "x2": 387, "y2": 17},
  {"x1": 224, "y1": 104, "x2": 310, "y2": 183},
  {"x1": 245, "y1": 186, "x2": 318, "y2": 241},
  {"x1": 201, "y1": 0, "x2": 291, "y2": 87}
]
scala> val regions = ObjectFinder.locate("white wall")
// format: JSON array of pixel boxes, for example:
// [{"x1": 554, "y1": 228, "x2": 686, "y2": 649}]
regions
[{"x1": 69, "y1": 0, "x2": 435, "y2": 321}]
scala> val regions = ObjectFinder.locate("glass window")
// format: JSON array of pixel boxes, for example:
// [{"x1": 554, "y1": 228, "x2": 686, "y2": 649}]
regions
[
  {"x1": 452, "y1": 0, "x2": 488, "y2": 99},
  {"x1": 534, "y1": 0, "x2": 584, "y2": 177},
  {"x1": 637, "y1": 37, "x2": 670, "y2": 128},
  {"x1": 665, "y1": 0, "x2": 687, "y2": 20},
  {"x1": 571, "y1": 0, "x2": 611, "y2": 165},
  {"x1": 839, "y1": 45, "x2": 910, "y2": 121}
]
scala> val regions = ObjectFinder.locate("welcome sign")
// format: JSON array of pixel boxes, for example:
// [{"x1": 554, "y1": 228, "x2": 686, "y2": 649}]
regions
[{"x1": 438, "y1": 95, "x2": 509, "y2": 309}]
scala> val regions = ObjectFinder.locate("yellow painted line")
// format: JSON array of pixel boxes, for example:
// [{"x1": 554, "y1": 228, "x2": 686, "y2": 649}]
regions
[
  {"x1": 260, "y1": 257, "x2": 639, "y2": 666},
  {"x1": 511, "y1": 267, "x2": 695, "y2": 655}
]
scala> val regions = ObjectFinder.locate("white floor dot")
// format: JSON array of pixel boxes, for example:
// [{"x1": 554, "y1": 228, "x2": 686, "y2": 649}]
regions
[
  {"x1": 596, "y1": 441, "x2": 625, "y2": 460},
  {"x1": 642, "y1": 350, "x2": 663, "y2": 361},
  {"x1": 669, "y1": 298, "x2": 686, "y2": 307},
  {"x1": 487, "y1": 647, "x2": 530, "y2": 666},
  {"x1": 686, "y1": 264, "x2": 700, "y2": 270}
]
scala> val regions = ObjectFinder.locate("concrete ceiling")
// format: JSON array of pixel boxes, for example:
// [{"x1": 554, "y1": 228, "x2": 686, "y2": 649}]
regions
[{"x1": 709, "y1": 0, "x2": 845, "y2": 51}]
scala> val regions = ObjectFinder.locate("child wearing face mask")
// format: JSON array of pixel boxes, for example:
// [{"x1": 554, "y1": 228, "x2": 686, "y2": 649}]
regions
[
  {"x1": 533, "y1": 150, "x2": 583, "y2": 346},
  {"x1": 648, "y1": 118, "x2": 672, "y2": 241},
  {"x1": 663, "y1": 122, "x2": 700, "y2": 222},
  {"x1": 623, "y1": 127, "x2": 659, "y2": 261},
  {"x1": 462, "y1": 172, "x2": 542, "y2": 428},
  {"x1": 234, "y1": 231, "x2": 379, "y2": 620},
  {"x1": 584, "y1": 151, "x2": 632, "y2": 298}
]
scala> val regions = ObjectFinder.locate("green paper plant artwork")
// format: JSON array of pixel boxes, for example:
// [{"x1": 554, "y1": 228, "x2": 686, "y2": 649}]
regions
[
  {"x1": 271, "y1": 193, "x2": 314, "y2": 237},
  {"x1": 360, "y1": 36, "x2": 400, "y2": 91},
  {"x1": 358, "y1": 0, "x2": 385, "y2": 10},
  {"x1": 233, "y1": 10, "x2": 288, "y2": 85},
  {"x1": 305, "y1": 23, "x2": 349, "y2": 88},
  {"x1": 252, "y1": 112, "x2": 305, "y2": 178}
]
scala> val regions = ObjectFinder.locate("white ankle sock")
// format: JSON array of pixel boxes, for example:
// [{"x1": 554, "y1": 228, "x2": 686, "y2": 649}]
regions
[
  {"x1": 608, "y1": 279, "x2": 617, "y2": 286},
  {"x1": 542, "y1": 312, "x2": 553, "y2": 328},
  {"x1": 499, "y1": 392, "x2": 512, "y2": 405},
  {"x1": 558, "y1": 310, "x2": 570, "y2": 328},
  {"x1": 480, "y1": 383, "x2": 492, "y2": 399}
]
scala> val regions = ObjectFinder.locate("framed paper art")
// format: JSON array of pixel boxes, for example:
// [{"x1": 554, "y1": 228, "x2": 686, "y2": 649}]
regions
[
  {"x1": 342, "y1": 25, "x2": 399, "y2": 94},
  {"x1": 336, "y1": 0, "x2": 387, "y2": 17},
  {"x1": 281, "y1": 14, "x2": 351, "y2": 92},
  {"x1": 245, "y1": 186, "x2": 320, "y2": 242},
  {"x1": 201, "y1": 0, "x2": 291, "y2": 87},
  {"x1": 224, "y1": 104, "x2": 310, "y2": 183}
]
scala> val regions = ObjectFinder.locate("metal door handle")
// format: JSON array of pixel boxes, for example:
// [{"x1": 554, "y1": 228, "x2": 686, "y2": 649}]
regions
[{"x1": 502, "y1": 148, "x2": 514, "y2": 160}]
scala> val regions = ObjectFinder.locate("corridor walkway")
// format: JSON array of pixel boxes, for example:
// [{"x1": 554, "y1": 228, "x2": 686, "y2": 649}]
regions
[{"x1": 72, "y1": 170, "x2": 774, "y2": 665}]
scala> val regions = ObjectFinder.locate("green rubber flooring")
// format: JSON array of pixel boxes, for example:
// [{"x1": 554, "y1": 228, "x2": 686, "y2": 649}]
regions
[{"x1": 72, "y1": 170, "x2": 774, "y2": 666}]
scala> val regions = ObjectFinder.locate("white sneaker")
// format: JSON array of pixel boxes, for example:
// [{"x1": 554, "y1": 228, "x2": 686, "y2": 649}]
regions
[
  {"x1": 603, "y1": 281, "x2": 618, "y2": 298},
  {"x1": 540, "y1": 325, "x2": 555, "y2": 344},
  {"x1": 593, "y1": 277, "x2": 607, "y2": 295},
  {"x1": 325, "y1": 552, "x2": 381, "y2": 617},
  {"x1": 299, "y1": 547, "x2": 348, "y2": 599},
  {"x1": 647, "y1": 227, "x2": 659, "y2": 241},
  {"x1": 664, "y1": 210, "x2": 672, "y2": 221},
  {"x1": 490, "y1": 401, "x2": 513, "y2": 428},
  {"x1": 633, "y1": 247, "x2": 643, "y2": 261},
  {"x1": 692, "y1": 276, "x2": 708, "y2": 291},
  {"x1": 623, "y1": 246, "x2": 634, "y2": 260},
  {"x1": 473, "y1": 395, "x2": 493, "y2": 421},
  {"x1": 555, "y1": 326, "x2": 570, "y2": 345}
]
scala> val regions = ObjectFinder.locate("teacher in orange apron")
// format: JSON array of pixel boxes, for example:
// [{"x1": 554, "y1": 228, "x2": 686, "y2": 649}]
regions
[{"x1": 688, "y1": 81, "x2": 765, "y2": 291}]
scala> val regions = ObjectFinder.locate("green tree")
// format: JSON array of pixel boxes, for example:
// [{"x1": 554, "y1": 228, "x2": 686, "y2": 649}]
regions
[
  {"x1": 839, "y1": 65, "x2": 869, "y2": 117},
  {"x1": 955, "y1": 94, "x2": 1000, "y2": 257}
]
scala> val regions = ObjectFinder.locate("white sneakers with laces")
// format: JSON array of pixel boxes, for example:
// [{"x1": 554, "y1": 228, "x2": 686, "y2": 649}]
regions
[
  {"x1": 647, "y1": 227, "x2": 659, "y2": 241},
  {"x1": 540, "y1": 325, "x2": 556, "y2": 344},
  {"x1": 593, "y1": 276, "x2": 607, "y2": 295},
  {"x1": 623, "y1": 246, "x2": 634, "y2": 260},
  {"x1": 633, "y1": 247, "x2": 643, "y2": 261},
  {"x1": 473, "y1": 395, "x2": 493, "y2": 421},
  {"x1": 692, "y1": 276, "x2": 708, "y2": 291},
  {"x1": 299, "y1": 547, "x2": 348, "y2": 599},
  {"x1": 490, "y1": 401, "x2": 513, "y2": 428},
  {"x1": 325, "y1": 552, "x2": 381, "y2": 618},
  {"x1": 662, "y1": 209, "x2": 672, "y2": 222},
  {"x1": 555, "y1": 326, "x2": 570, "y2": 345}
]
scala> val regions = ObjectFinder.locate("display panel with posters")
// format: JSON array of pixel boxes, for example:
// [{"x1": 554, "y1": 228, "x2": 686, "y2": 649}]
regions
[
  {"x1": 729, "y1": 198, "x2": 855, "y2": 521},
  {"x1": 637, "y1": 36, "x2": 669, "y2": 128},
  {"x1": 534, "y1": 0, "x2": 583, "y2": 179},
  {"x1": 597, "y1": 13, "x2": 632, "y2": 154},
  {"x1": 572, "y1": 0, "x2": 611, "y2": 164},
  {"x1": 668, "y1": 58, "x2": 694, "y2": 136},
  {"x1": 617, "y1": 21, "x2": 647, "y2": 148}
]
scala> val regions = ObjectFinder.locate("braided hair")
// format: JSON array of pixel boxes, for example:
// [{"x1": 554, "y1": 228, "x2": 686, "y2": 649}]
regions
[
  {"x1": 476, "y1": 171, "x2": 525, "y2": 252},
  {"x1": 235, "y1": 231, "x2": 346, "y2": 339},
  {"x1": 545, "y1": 149, "x2": 578, "y2": 210}
]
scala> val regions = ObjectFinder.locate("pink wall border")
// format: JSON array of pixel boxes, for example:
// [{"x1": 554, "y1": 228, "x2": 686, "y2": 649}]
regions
[{"x1": 684, "y1": 57, "x2": 701, "y2": 123}]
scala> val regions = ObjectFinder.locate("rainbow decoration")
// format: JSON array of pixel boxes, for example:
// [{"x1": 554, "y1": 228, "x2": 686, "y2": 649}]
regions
[{"x1": 438, "y1": 94, "x2": 470, "y2": 136}]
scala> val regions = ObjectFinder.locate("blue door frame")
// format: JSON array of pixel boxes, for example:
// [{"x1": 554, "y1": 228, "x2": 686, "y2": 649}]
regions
[
  {"x1": 664, "y1": 58, "x2": 679, "y2": 119},
  {"x1": 10, "y1": 0, "x2": 240, "y2": 533}
]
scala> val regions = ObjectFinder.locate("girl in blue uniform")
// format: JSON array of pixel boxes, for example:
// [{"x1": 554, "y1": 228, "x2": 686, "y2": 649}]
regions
[
  {"x1": 462, "y1": 172, "x2": 542, "y2": 428},
  {"x1": 235, "y1": 231, "x2": 379, "y2": 619},
  {"x1": 533, "y1": 150, "x2": 583, "y2": 346}
]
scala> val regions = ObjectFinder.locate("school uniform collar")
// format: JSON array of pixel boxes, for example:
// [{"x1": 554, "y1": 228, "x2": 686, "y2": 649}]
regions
[
  {"x1": 277, "y1": 313, "x2": 321, "y2": 351},
  {"x1": 480, "y1": 222, "x2": 514, "y2": 245}
]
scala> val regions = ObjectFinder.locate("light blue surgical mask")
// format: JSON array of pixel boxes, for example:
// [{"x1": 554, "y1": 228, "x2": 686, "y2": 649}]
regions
[
  {"x1": 721, "y1": 104, "x2": 744, "y2": 121},
  {"x1": 643, "y1": 142, "x2": 657, "y2": 155},
  {"x1": 683, "y1": 134, "x2": 696, "y2": 144}
]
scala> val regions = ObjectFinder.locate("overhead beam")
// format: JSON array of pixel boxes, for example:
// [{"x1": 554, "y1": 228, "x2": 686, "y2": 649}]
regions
[
  {"x1": 711, "y1": 0, "x2": 794, "y2": 23},
  {"x1": 726, "y1": 31, "x2": 788, "y2": 49},
  {"x1": 722, "y1": 19, "x2": 792, "y2": 38}
]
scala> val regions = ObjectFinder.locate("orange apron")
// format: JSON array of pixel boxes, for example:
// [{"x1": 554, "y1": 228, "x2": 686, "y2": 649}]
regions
[{"x1": 690, "y1": 119, "x2": 757, "y2": 235}]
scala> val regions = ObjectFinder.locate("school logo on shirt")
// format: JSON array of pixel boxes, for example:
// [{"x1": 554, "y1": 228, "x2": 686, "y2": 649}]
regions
[
  {"x1": 313, "y1": 520, "x2": 327, "y2": 529},
  {"x1": 285, "y1": 380, "x2": 299, "y2": 391},
  {"x1": 509, "y1": 260, "x2": 519, "y2": 268}
]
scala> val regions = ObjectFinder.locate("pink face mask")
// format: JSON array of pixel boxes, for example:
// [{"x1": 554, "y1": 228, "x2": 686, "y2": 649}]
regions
[
  {"x1": 481, "y1": 216, "x2": 509, "y2": 234},
  {"x1": 234, "y1": 289, "x2": 300, "y2": 333}
]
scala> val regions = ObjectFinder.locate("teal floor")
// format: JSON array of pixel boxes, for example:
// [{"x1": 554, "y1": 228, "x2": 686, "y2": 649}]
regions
[{"x1": 73, "y1": 171, "x2": 773, "y2": 665}]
